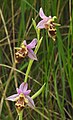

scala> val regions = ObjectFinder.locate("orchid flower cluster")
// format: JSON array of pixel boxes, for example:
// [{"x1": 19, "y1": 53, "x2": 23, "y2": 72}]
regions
[
  {"x1": 14, "y1": 7, "x2": 59, "y2": 63},
  {"x1": 6, "y1": 7, "x2": 60, "y2": 118}
]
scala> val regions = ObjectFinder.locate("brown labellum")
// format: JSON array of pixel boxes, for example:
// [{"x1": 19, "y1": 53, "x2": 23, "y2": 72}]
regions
[
  {"x1": 15, "y1": 43, "x2": 28, "y2": 63},
  {"x1": 48, "y1": 24, "x2": 56, "y2": 41},
  {"x1": 45, "y1": 19, "x2": 57, "y2": 41},
  {"x1": 15, "y1": 93, "x2": 28, "y2": 112}
]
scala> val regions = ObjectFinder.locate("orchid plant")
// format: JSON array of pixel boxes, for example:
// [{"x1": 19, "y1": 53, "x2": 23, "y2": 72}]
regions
[
  {"x1": 6, "y1": 7, "x2": 59, "y2": 120},
  {"x1": 6, "y1": 18, "x2": 44, "y2": 120}
]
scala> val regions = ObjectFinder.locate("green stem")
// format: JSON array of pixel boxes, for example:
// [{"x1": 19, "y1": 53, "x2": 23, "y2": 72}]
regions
[
  {"x1": 19, "y1": 110, "x2": 23, "y2": 120},
  {"x1": 24, "y1": 37, "x2": 43, "y2": 82}
]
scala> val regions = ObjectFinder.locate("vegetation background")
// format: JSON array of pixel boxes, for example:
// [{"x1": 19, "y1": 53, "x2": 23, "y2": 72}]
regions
[{"x1": 0, "y1": 0, "x2": 73, "y2": 120}]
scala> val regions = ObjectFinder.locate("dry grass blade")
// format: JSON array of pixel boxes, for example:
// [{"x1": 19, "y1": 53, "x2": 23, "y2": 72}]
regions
[
  {"x1": 0, "y1": 65, "x2": 14, "y2": 116},
  {"x1": 11, "y1": 0, "x2": 18, "y2": 89},
  {"x1": 0, "y1": 9, "x2": 14, "y2": 63}
]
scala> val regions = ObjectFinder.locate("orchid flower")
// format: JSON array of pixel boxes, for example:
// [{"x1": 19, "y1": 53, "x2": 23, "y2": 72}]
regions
[
  {"x1": 37, "y1": 8, "x2": 60, "y2": 41},
  {"x1": 6, "y1": 82, "x2": 35, "y2": 110},
  {"x1": 15, "y1": 38, "x2": 37, "y2": 63},
  {"x1": 37, "y1": 7, "x2": 52, "y2": 29},
  {"x1": 23, "y1": 38, "x2": 37, "y2": 60}
]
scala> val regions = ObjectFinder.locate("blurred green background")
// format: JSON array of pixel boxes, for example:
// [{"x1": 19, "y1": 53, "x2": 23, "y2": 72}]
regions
[{"x1": 0, "y1": 0, "x2": 73, "y2": 120}]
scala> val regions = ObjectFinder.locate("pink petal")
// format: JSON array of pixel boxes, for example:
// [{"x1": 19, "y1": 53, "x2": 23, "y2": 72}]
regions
[
  {"x1": 28, "y1": 49, "x2": 37, "y2": 60},
  {"x1": 6, "y1": 94, "x2": 19, "y2": 101},
  {"x1": 37, "y1": 20, "x2": 47, "y2": 29},
  {"x1": 16, "y1": 88, "x2": 22, "y2": 94},
  {"x1": 19, "y1": 82, "x2": 28, "y2": 92},
  {"x1": 27, "y1": 38, "x2": 37, "y2": 49},
  {"x1": 26, "y1": 95, "x2": 35, "y2": 109},
  {"x1": 24, "y1": 90, "x2": 31, "y2": 95},
  {"x1": 23, "y1": 83, "x2": 28, "y2": 92},
  {"x1": 39, "y1": 7, "x2": 49, "y2": 20}
]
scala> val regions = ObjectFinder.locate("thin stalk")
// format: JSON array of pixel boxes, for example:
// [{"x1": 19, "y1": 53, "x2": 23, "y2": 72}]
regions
[
  {"x1": 0, "y1": 79, "x2": 14, "y2": 120},
  {"x1": 34, "y1": 108, "x2": 49, "y2": 120},
  {"x1": 19, "y1": 111, "x2": 23, "y2": 120},
  {"x1": 11, "y1": 0, "x2": 18, "y2": 88},
  {"x1": 0, "y1": 63, "x2": 14, "y2": 115},
  {"x1": 0, "y1": 63, "x2": 41, "y2": 83},
  {"x1": 0, "y1": 9, "x2": 14, "y2": 63},
  {"x1": 24, "y1": 37, "x2": 43, "y2": 82},
  {"x1": 22, "y1": 0, "x2": 38, "y2": 13}
]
